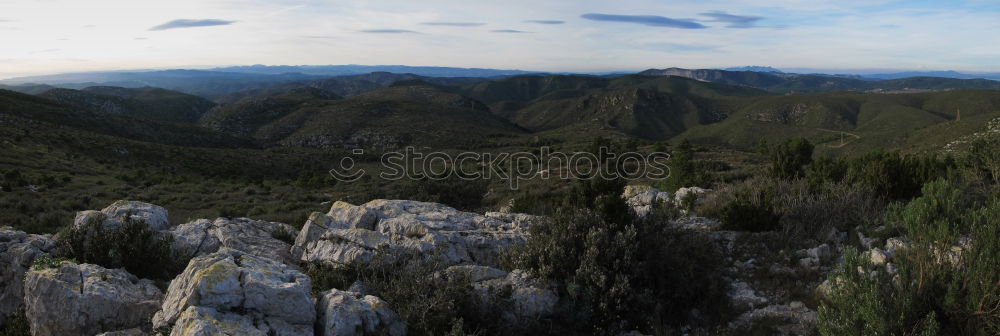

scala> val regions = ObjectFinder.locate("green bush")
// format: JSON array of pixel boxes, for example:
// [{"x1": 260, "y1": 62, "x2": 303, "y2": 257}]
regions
[
  {"x1": 502, "y1": 198, "x2": 727, "y2": 334},
  {"x1": 0, "y1": 308, "x2": 30, "y2": 336},
  {"x1": 57, "y1": 216, "x2": 187, "y2": 281},
  {"x1": 818, "y1": 180, "x2": 1000, "y2": 335},
  {"x1": 306, "y1": 252, "x2": 487, "y2": 336},
  {"x1": 768, "y1": 137, "x2": 814, "y2": 179},
  {"x1": 270, "y1": 226, "x2": 295, "y2": 245},
  {"x1": 963, "y1": 133, "x2": 1000, "y2": 185}
]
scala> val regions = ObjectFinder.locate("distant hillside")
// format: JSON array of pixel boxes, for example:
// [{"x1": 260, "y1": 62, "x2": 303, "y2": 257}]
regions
[
  {"x1": 202, "y1": 85, "x2": 526, "y2": 149},
  {"x1": 724, "y1": 66, "x2": 784, "y2": 73},
  {"x1": 676, "y1": 89, "x2": 1000, "y2": 154},
  {"x1": 211, "y1": 64, "x2": 538, "y2": 78},
  {"x1": 639, "y1": 67, "x2": 1000, "y2": 93},
  {"x1": 38, "y1": 86, "x2": 217, "y2": 123},
  {"x1": 1, "y1": 70, "x2": 326, "y2": 98},
  {"x1": 0, "y1": 89, "x2": 253, "y2": 148}
]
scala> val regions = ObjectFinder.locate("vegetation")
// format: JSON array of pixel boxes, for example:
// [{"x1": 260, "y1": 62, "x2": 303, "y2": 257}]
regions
[
  {"x1": 0, "y1": 308, "x2": 29, "y2": 336},
  {"x1": 57, "y1": 216, "x2": 187, "y2": 281},
  {"x1": 306, "y1": 253, "x2": 491, "y2": 336},
  {"x1": 502, "y1": 179, "x2": 727, "y2": 334},
  {"x1": 819, "y1": 180, "x2": 1000, "y2": 336}
]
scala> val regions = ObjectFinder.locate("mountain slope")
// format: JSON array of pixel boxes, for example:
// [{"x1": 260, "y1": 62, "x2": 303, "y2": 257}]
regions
[
  {"x1": 639, "y1": 68, "x2": 1000, "y2": 93},
  {"x1": 0, "y1": 89, "x2": 252, "y2": 148},
  {"x1": 203, "y1": 85, "x2": 526, "y2": 149},
  {"x1": 38, "y1": 86, "x2": 217, "y2": 123},
  {"x1": 676, "y1": 90, "x2": 1000, "y2": 154}
]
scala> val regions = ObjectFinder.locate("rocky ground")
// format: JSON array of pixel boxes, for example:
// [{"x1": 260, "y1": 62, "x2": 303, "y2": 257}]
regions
[{"x1": 0, "y1": 186, "x2": 914, "y2": 335}]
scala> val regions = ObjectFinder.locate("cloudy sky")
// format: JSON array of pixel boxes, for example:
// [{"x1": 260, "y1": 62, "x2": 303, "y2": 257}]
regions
[{"x1": 1, "y1": 0, "x2": 999, "y2": 78}]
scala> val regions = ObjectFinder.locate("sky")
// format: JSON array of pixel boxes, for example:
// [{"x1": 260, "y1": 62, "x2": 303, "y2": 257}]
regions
[{"x1": 1, "y1": 0, "x2": 999, "y2": 79}]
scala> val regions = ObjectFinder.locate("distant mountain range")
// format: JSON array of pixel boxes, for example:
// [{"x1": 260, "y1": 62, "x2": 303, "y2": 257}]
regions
[
  {"x1": 4, "y1": 65, "x2": 1000, "y2": 99},
  {"x1": 639, "y1": 67, "x2": 1000, "y2": 93}
]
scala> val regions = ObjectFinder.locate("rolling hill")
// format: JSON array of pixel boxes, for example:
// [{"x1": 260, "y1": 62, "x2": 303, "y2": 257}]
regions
[
  {"x1": 201, "y1": 85, "x2": 527, "y2": 149},
  {"x1": 38, "y1": 86, "x2": 217, "y2": 123}
]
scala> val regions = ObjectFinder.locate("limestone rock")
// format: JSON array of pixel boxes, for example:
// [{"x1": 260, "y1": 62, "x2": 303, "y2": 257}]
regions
[
  {"x1": 168, "y1": 217, "x2": 298, "y2": 265},
  {"x1": 294, "y1": 200, "x2": 529, "y2": 267},
  {"x1": 74, "y1": 200, "x2": 170, "y2": 231},
  {"x1": 0, "y1": 228, "x2": 55, "y2": 325},
  {"x1": 315, "y1": 289, "x2": 407, "y2": 336},
  {"x1": 23, "y1": 262, "x2": 163, "y2": 336},
  {"x1": 96, "y1": 328, "x2": 149, "y2": 336},
  {"x1": 445, "y1": 265, "x2": 557, "y2": 321},
  {"x1": 152, "y1": 249, "x2": 314, "y2": 335}
]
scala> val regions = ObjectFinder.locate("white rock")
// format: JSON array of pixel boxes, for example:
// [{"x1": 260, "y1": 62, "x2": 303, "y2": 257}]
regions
[
  {"x1": 23, "y1": 262, "x2": 163, "y2": 336},
  {"x1": 294, "y1": 200, "x2": 529, "y2": 267},
  {"x1": 0, "y1": 228, "x2": 55, "y2": 325},
  {"x1": 868, "y1": 248, "x2": 888, "y2": 266},
  {"x1": 169, "y1": 217, "x2": 298, "y2": 264},
  {"x1": 445, "y1": 265, "x2": 558, "y2": 321},
  {"x1": 74, "y1": 200, "x2": 170, "y2": 231},
  {"x1": 153, "y1": 249, "x2": 314, "y2": 335},
  {"x1": 316, "y1": 289, "x2": 407, "y2": 336}
]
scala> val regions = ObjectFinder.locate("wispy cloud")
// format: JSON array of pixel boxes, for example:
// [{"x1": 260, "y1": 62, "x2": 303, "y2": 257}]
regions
[
  {"x1": 524, "y1": 20, "x2": 564, "y2": 25},
  {"x1": 421, "y1": 22, "x2": 485, "y2": 27},
  {"x1": 698, "y1": 11, "x2": 763, "y2": 28},
  {"x1": 359, "y1": 29, "x2": 419, "y2": 34},
  {"x1": 642, "y1": 42, "x2": 720, "y2": 52},
  {"x1": 492, "y1": 29, "x2": 531, "y2": 33},
  {"x1": 149, "y1": 19, "x2": 235, "y2": 31},
  {"x1": 580, "y1": 13, "x2": 706, "y2": 29}
]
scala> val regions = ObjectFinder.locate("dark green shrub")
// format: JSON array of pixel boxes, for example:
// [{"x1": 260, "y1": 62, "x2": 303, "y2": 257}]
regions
[
  {"x1": 57, "y1": 216, "x2": 187, "y2": 281},
  {"x1": 502, "y1": 202, "x2": 727, "y2": 334},
  {"x1": 768, "y1": 137, "x2": 814, "y2": 180},
  {"x1": 963, "y1": 133, "x2": 1000, "y2": 185},
  {"x1": 0, "y1": 308, "x2": 29, "y2": 336},
  {"x1": 270, "y1": 226, "x2": 295, "y2": 245},
  {"x1": 818, "y1": 180, "x2": 1000, "y2": 335},
  {"x1": 306, "y1": 252, "x2": 484, "y2": 336}
]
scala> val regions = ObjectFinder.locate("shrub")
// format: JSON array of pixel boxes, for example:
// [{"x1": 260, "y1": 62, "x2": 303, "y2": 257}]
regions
[
  {"x1": 306, "y1": 252, "x2": 486, "y2": 336},
  {"x1": 818, "y1": 180, "x2": 1000, "y2": 335},
  {"x1": 270, "y1": 226, "x2": 295, "y2": 245},
  {"x1": 502, "y1": 200, "x2": 727, "y2": 334},
  {"x1": 0, "y1": 308, "x2": 29, "y2": 336},
  {"x1": 768, "y1": 137, "x2": 814, "y2": 179},
  {"x1": 963, "y1": 133, "x2": 1000, "y2": 185},
  {"x1": 57, "y1": 216, "x2": 187, "y2": 281}
]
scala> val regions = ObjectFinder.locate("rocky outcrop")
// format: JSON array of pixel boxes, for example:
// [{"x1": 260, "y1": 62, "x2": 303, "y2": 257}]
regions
[
  {"x1": 294, "y1": 200, "x2": 532, "y2": 267},
  {"x1": 622, "y1": 185, "x2": 712, "y2": 217},
  {"x1": 152, "y1": 248, "x2": 314, "y2": 335},
  {"x1": 444, "y1": 265, "x2": 557, "y2": 321},
  {"x1": 22, "y1": 262, "x2": 163, "y2": 336},
  {"x1": 74, "y1": 200, "x2": 170, "y2": 231},
  {"x1": 168, "y1": 217, "x2": 298, "y2": 265},
  {"x1": 730, "y1": 301, "x2": 817, "y2": 336},
  {"x1": 622, "y1": 185, "x2": 672, "y2": 217},
  {"x1": 0, "y1": 228, "x2": 55, "y2": 325},
  {"x1": 315, "y1": 289, "x2": 407, "y2": 336}
]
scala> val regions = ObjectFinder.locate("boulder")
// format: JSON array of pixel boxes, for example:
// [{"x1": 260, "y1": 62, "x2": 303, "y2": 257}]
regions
[
  {"x1": 673, "y1": 186, "x2": 711, "y2": 206},
  {"x1": 0, "y1": 228, "x2": 55, "y2": 325},
  {"x1": 622, "y1": 185, "x2": 672, "y2": 217},
  {"x1": 294, "y1": 200, "x2": 529, "y2": 267},
  {"x1": 168, "y1": 217, "x2": 298, "y2": 265},
  {"x1": 23, "y1": 262, "x2": 163, "y2": 336},
  {"x1": 152, "y1": 249, "x2": 314, "y2": 335},
  {"x1": 445, "y1": 265, "x2": 558, "y2": 321},
  {"x1": 868, "y1": 248, "x2": 888, "y2": 266},
  {"x1": 315, "y1": 289, "x2": 407, "y2": 336},
  {"x1": 96, "y1": 328, "x2": 149, "y2": 336},
  {"x1": 74, "y1": 200, "x2": 170, "y2": 231}
]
